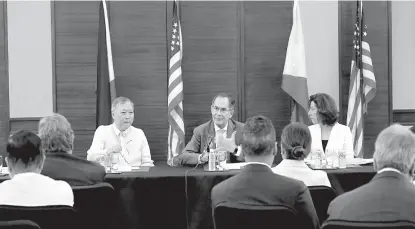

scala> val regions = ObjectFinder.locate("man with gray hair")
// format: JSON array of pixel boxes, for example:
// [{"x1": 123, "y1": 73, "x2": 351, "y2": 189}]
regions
[
  {"x1": 87, "y1": 96, "x2": 153, "y2": 167},
  {"x1": 327, "y1": 124, "x2": 415, "y2": 223},
  {"x1": 40, "y1": 113, "x2": 106, "y2": 186}
]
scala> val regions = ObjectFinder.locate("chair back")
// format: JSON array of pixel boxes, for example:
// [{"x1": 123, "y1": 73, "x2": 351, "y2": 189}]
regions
[
  {"x1": 322, "y1": 220, "x2": 415, "y2": 229},
  {"x1": 72, "y1": 182, "x2": 115, "y2": 229},
  {"x1": 0, "y1": 205, "x2": 77, "y2": 229},
  {"x1": 213, "y1": 204, "x2": 297, "y2": 229},
  {"x1": 309, "y1": 185, "x2": 336, "y2": 223},
  {"x1": 0, "y1": 220, "x2": 40, "y2": 229}
]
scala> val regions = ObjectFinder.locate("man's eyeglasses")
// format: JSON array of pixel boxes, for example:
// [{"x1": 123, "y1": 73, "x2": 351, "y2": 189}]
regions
[{"x1": 211, "y1": 105, "x2": 232, "y2": 114}]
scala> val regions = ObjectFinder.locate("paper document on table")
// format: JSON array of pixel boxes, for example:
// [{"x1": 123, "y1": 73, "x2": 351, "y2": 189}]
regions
[
  {"x1": 347, "y1": 158, "x2": 374, "y2": 165},
  {"x1": 117, "y1": 165, "x2": 132, "y2": 172},
  {"x1": 221, "y1": 162, "x2": 248, "y2": 170},
  {"x1": 1, "y1": 167, "x2": 8, "y2": 174}
]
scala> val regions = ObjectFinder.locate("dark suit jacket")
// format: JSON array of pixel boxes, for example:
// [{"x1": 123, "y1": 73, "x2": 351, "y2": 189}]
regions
[
  {"x1": 327, "y1": 170, "x2": 415, "y2": 222},
  {"x1": 174, "y1": 119, "x2": 245, "y2": 166},
  {"x1": 42, "y1": 152, "x2": 106, "y2": 186},
  {"x1": 211, "y1": 164, "x2": 319, "y2": 229}
]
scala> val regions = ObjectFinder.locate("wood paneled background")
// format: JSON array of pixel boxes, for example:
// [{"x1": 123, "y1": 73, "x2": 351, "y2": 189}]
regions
[
  {"x1": 0, "y1": 1, "x2": 396, "y2": 161},
  {"x1": 52, "y1": 1, "x2": 298, "y2": 161}
]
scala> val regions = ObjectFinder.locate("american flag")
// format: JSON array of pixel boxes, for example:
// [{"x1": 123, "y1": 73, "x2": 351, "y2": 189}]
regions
[
  {"x1": 347, "y1": 0, "x2": 376, "y2": 158},
  {"x1": 167, "y1": 0, "x2": 185, "y2": 165}
]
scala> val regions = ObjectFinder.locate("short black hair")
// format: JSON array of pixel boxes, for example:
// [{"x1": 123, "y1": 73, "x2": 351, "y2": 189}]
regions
[
  {"x1": 242, "y1": 115, "x2": 276, "y2": 157},
  {"x1": 309, "y1": 93, "x2": 338, "y2": 125},
  {"x1": 6, "y1": 130, "x2": 43, "y2": 165}
]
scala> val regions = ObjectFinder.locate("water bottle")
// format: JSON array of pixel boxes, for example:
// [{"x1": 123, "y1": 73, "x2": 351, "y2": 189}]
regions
[
  {"x1": 338, "y1": 139, "x2": 347, "y2": 169},
  {"x1": 208, "y1": 151, "x2": 216, "y2": 171},
  {"x1": 208, "y1": 141, "x2": 216, "y2": 171},
  {"x1": 331, "y1": 148, "x2": 339, "y2": 168},
  {"x1": 315, "y1": 149, "x2": 322, "y2": 168}
]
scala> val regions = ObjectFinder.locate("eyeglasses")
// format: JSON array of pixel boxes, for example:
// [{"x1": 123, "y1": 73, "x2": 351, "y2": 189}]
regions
[{"x1": 211, "y1": 105, "x2": 232, "y2": 114}]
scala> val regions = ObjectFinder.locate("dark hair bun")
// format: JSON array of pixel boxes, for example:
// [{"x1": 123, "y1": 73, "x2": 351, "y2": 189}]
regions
[{"x1": 292, "y1": 146, "x2": 305, "y2": 159}]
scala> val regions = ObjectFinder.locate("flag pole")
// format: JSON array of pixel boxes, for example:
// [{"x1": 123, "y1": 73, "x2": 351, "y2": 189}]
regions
[{"x1": 358, "y1": 0, "x2": 365, "y2": 158}]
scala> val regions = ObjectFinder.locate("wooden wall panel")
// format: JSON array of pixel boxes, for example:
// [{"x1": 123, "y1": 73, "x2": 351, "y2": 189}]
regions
[
  {"x1": 243, "y1": 2, "x2": 292, "y2": 144},
  {"x1": 51, "y1": 1, "x2": 394, "y2": 162},
  {"x1": 54, "y1": 1, "x2": 99, "y2": 158},
  {"x1": 180, "y1": 2, "x2": 239, "y2": 144},
  {"x1": 0, "y1": 2, "x2": 8, "y2": 156},
  {"x1": 339, "y1": 1, "x2": 391, "y2": 158},
  {"x1": 109, "y1": 2, "x2": 168, "y2": 162},
  {"x1": 9, "y1": 119, "x2": 40, "y2": 136}
]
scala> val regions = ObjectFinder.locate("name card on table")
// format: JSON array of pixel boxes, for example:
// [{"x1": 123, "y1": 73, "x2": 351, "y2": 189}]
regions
[{"x1": 108, "y1": 165, "x2": 151, "y2": 173}]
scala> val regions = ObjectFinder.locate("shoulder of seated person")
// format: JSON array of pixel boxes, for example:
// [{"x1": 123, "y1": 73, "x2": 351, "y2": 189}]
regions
[
  {"x1": 193, "y1": 121, "x2": 210, "y2": 132},
  {"x1": 308, "y1": 124, "x2": 319, "y2": 130},
  {"x1": 96, "y1": 124, "x2": 112, "y2": 132},
  {"x1": 277, "y1": 174, "x2": 307, "y2": 189},
  {"x1": 314, "y1": 169, "x2": 329, "y2": 176},
  {"x1": 129, "y1": 126, "x2": 145, "y2": 134}
]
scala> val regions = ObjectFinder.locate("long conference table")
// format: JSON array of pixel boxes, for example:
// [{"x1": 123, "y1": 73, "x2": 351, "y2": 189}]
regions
[{"x1": 102, "y1": 163, "x2": 376, "y2": 229}]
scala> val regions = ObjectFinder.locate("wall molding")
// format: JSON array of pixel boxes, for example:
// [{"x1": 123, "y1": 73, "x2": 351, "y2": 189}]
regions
[{"x1": 392, "y1": 109, "x2": 415, "y2": 126}]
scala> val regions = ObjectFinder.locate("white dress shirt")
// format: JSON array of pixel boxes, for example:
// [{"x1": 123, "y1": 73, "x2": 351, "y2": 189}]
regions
[
  {"x1": 214, "y1": 123, "x2": 228, "y2": 146},
  {"x1": 87, "y1": 124, "x2": 154, "y2": 167},
  {"x1": 272, "y1": 159, "x2": 331, "y2": 187},
  {"x1": 0, "y1": 173, "x2": 73, "y2": 207}
]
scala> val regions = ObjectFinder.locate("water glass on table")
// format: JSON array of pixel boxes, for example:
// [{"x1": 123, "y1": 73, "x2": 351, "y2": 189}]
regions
[
  {"x1": 110, "y1": 153, "x2": 119, "y2": 172},
  {"x1": 216, "y1": 149, "x2": 227, "y2": 170},
  {"x1": 326, "y1": 148, "x2": 339, "y2": 168}
]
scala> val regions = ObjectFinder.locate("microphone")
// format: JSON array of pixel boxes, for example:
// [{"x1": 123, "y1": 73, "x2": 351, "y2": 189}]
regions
[{"x1": 205, "y1": 135, "x2": 213, "y2": 153}]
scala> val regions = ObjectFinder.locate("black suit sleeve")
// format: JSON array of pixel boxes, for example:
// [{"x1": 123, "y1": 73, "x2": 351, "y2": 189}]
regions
[
  {"x1": 295, "y1": 185, "x2": 320, "y2": 229},
  {"x1": 174, "y1": 128, "x2": 203, "y2": 166}
]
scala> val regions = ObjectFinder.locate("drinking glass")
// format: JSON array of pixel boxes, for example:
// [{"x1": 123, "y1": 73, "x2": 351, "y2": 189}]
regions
[{"x1": 110, "y1": 153, "x2": 119, "y2": 172}]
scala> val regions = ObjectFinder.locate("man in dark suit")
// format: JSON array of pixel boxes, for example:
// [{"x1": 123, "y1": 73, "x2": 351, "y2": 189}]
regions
[
  {"x1": 39, "y1": 113, "x2": 106, "y2": 186},
  {"x1": 174, "y1": 93, "x2": 244, "y2": 166},
  {"x1": 211, "y1": 115, "x2": 319, "y2": 229},
  {"x1": 327, "y1": 124, "x2": 415, "y2": 222}
]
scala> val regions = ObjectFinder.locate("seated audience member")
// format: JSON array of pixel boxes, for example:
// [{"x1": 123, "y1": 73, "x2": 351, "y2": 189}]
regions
[
  {"x1": 39, "y1": 113, "x2": 105, "y2": 186},
  {"x1": 0, "y1": 130, "x2": 73, "y2": 206},
  {"x1": 87, "y1": 97, "x2": 154, "y2": 167},
  {"x1": 327, "y1": 124, "x2": 415, "y2": 222},
  {"x1": 174, "y1": 93, "x2": 244, "y2": 166},
  {"x1": 212, "y1": 115, "x2": 319, "y2": 229},
  {"x1": 308, "y1": 93, "x2": 354, "y2": 159},
  {"x1": 272, "y1": 123, "x2": 331, "y2": 187}
]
